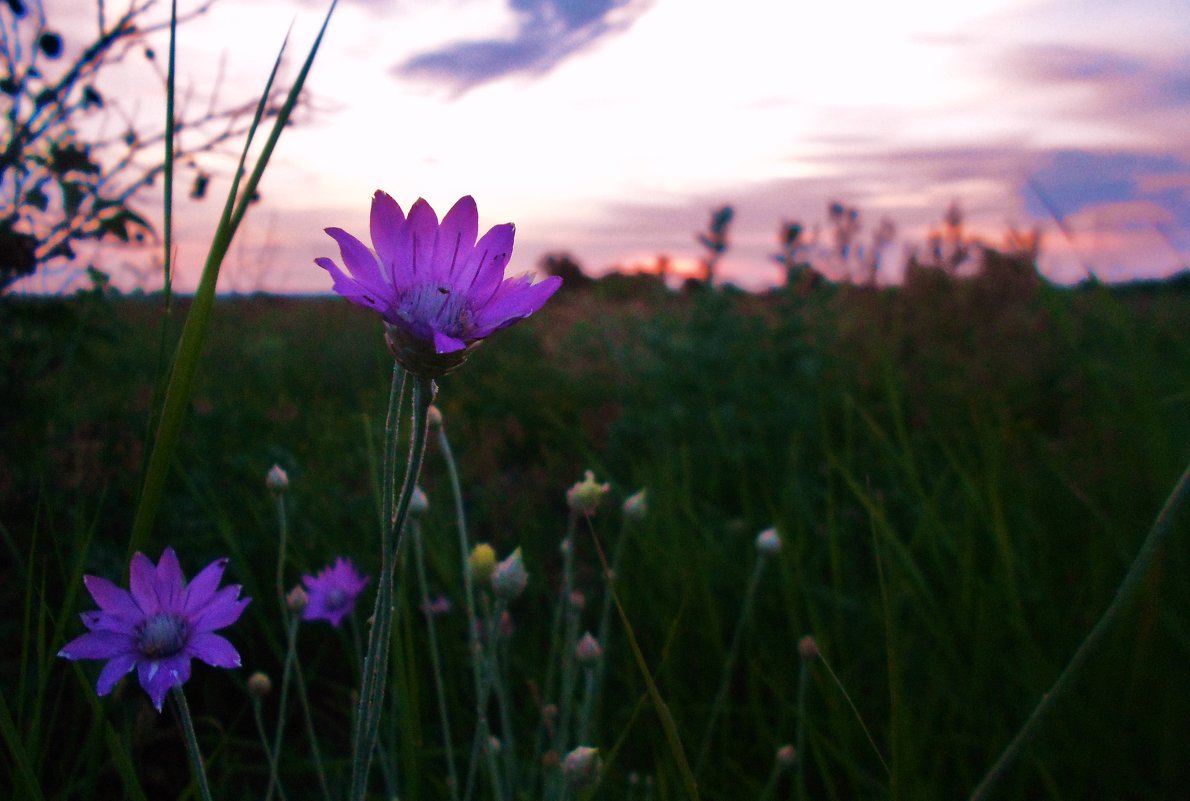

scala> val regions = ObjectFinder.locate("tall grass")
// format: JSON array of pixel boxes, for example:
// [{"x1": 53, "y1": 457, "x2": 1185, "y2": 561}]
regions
[{"x1": 2, "y1": 262, "x2": 1189, "y2": 799}]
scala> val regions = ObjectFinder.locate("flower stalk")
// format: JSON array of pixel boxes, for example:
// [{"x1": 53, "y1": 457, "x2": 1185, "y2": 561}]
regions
[
  {"x1": 349, "y1": 372, "x2": 434, "y2": 801},
  {"x1": 172, "y1": 686, "x2": 214, "y2": 801}
]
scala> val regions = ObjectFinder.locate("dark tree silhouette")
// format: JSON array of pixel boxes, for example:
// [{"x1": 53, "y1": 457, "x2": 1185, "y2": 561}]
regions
[{"x1": 1, "y1": 0, "x2": 297, "y2": 293}]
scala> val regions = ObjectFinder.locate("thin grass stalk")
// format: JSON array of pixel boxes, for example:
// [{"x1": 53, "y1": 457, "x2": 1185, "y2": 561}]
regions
[
  {"x1": 411, "y1": 518, "x2": 461, "y2": 801},
  {"x1": 817, "y1": 651, "x2": 889, "y2": 778},
  {"x1": 128, "y1": 0, "x2": 337, "y2": 558},
  {"x1": 590, "y1": 515, "x2": 632, "y2": 740},
  {"x1": 968, "y1": 461, "x2": 1190, "y2": 801},
  {"x1": 551, "y1": 592, "x2": 583, "y2": 786},
  {"x1": 266, "y1": 614, "x2": 301, "y2": 801},
  {"x1": 585, "y1": 518, "x2": 701, "y2": 801},
  {"x1": 350, "y1": 375, "x2": 434, "y2": 801},
  {"x1": 532, "y1": 510, "x2": 578, "y2": 795},
  {"x1": 795, "y1": 659, "x2": 810, "y2": 801},
  {"x1": 289, "y1": 648, "x2": 332, "y2": 801},
  {"x1": 693, "y1": 553, "x2": 767, "y2": 777},
  {"x1": 171, "y1": 686, "x2": 213, "y2": 801},
  {"x1": 436, "y1": 418, "x2": 514, "y2": 801},
  {"x1": 251, "y1": 696, "x2": 287, "y2": 801},
  {"x1": 490, "y1": 630, "x2": 519, "y2": 799}
]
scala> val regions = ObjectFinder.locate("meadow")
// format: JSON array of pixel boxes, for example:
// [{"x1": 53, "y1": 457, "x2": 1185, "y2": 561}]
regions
[{"x1": 2, "y1": 260, "x2": 1189, "y2": 801}]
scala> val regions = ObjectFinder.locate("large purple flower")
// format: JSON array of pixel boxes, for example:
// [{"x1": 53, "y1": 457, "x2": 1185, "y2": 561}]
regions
[
  {"x1": 316, "y1": 192, "x2": 562, "y2": 376},
  {"x1": 301, "y1": 557, "x2": 370, "y2": 628},
  {"x1": 58, "y1": 548, "x2": 250, "y2": 712}
]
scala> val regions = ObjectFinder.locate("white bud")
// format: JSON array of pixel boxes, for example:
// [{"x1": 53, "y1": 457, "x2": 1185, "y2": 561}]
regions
[{"x1": 755, "y1": 527, "x2": 782, "y2": 556}]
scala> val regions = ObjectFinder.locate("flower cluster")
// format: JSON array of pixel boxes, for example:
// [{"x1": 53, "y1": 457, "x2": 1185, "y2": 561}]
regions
[{"x1": 58, "y1": 548, "x2": 250, "y2": 711}]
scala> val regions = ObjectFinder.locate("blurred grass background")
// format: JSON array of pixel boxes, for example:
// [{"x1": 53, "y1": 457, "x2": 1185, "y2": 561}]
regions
[{"x1": 2, "y1": 260, "x2": 1188, "y2": 800}]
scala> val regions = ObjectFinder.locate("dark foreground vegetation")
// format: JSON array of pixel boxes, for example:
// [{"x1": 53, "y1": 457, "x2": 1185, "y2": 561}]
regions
[{"x1": 2, "y1": 261, "x2": 1189, "y2": 800}]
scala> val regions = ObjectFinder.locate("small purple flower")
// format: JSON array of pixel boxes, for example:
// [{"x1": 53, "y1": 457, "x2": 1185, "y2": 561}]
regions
[
  {"x1": 301, "y1": 557, "x2": 370, "y2": 627},
  {"x1": 58, "y1": 548, "x2": 250, "y2": 712},
  {"x1": 316, "y1": 192, "x2": 562, "y2": 376}
]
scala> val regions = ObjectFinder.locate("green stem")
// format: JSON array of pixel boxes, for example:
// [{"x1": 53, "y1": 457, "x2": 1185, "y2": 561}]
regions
[
  {"x1": 349, "y1": 374, "x2": 434, "y2": 801},
  {"x1": 172, "y1": 686, "x2": 213, "y2": 801},
  {"x1": 693, "y1": 553, "x2": 767, "y2": 777},
  {"x1": 291, "y1": 643, "x2": 332, "y2": 801},
  {"x1": 967, "y1": 461, "x2": 1190, "y2": 801},
  {"x1": 266, "y1": 615, "x2": 300, "y2": 801},
  {"x1": 412, "y1": 518, "x2": 461, "y2": 801},
  {"x1": 252, "y1": 698, "x2": 287, "y2": 801},
  {"x1": 795, "y1": 660, "x2": 809, "y2": 801}
]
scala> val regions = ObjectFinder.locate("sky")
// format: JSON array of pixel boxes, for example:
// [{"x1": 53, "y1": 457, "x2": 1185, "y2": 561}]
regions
[{"x1": 24, "y1": 0, "x2": 1190, "y2": 292}]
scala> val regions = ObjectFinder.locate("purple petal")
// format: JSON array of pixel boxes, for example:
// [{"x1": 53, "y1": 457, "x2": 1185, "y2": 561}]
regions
[
  {"x1": 95, "y1": 652, "x2": 138, "y2": 696},
  {"x1": 138, "y1": 656, "x2": 189, "y2": 712},
  {"x1": 188, "y1": 632, "x2": 241, "y2": 668},
  {"x1": 155, "y1": 548, "x2": 185, "y2": 610},
  {"x1": 370, "y1": 190, "x2": 406, "y2": 277},
  {"x1": 462, "y1": 223, "x2": 515, "y2": 302},
  {"x1": 80, "y1": 610, "x2": 135, "y2": 634},
  {"x1": 83, "y1": 575, "x2": 142, "y2": 622},
  {"x1": 432, "y1": 196, "x2": 478, "y2": 284},
  {"x1": 189, "y1": 585, "x2": 250, "y2": 633},
  {"x1": 316, "y1": 257, "x2": 392, "y2": 317},
  {"x1": 471, "y1": 274, "x2": 562, "y2": 336},
  {"x1": 59, "y1": 629, "x2": 134, "y2": 660},
  {"x1": 129, "y1": 552, "x2": 159, "y2": 615},
  {"x1": 432, "y1": 329, "x2": 467, "y2": 353},
  {"x1": 183, "y1": 557, "x2": 228, "y2": 615},
  {"x1": 405, "y1": 198, "x2": 440, "y2": 279},
  {"x1": 326, "y1": 227, "x2": 389, "y2": 297}
]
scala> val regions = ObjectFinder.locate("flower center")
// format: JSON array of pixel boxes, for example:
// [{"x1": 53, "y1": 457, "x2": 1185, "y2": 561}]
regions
[
  {"x1": 136, "y1": 613, "x2": 189, "y2": 658},
  {"x1": 401, "y1": 284, "x2": 473, "y2": 337},
  {"x1": 325, "y1": 588, "x2": 349, "y2": 611}
]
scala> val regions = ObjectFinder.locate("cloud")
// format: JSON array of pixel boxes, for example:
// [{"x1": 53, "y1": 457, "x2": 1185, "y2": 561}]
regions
[
  {"x1": 395, "y1": 0, "x2": 650, "y2": 94},
  {"x1": 1001, "y1": 43, "x2": 1190, "y2": 118}
]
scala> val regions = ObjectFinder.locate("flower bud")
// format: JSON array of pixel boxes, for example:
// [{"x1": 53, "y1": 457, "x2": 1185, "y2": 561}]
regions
[
  {"x1": 427, "y1": 404, "x2": 444, "y2": 428},
  {"x1": 266, "y1": 464, "x2": 289, "y2": 494},
  {"x1": 491, "y1": 548, "x2": 528, "y2": 601},
  {"x1": 755, "y1": 527, "x2": 782, "y2": 556},
  {"x1": 575, "y1": 632, "x2": 602, "y2": 665},
  {"x1": 776, "y1": 744, "x2": 797, "y2": 769},
  {"x1": 286, "y1": 585, "x2": 308, "y2": 613},
  {"x1": 798, "y1": 635, "x2": 820, "y2": 662},
  {"x1": 561, "y1": 746, "x2": 600, "y2": 788},
  {"x1": 409, "y1": 486, "x2": 429, "y2": 516},
  {"x1": 468, "y1": 543, "x2": 497, "y2": 584},
  {"x1": 622, "y1": 488, "x2": 648, "y2": 521},
  {"x1": 566, "y1": 470, "x2": 609, "y2": 515},
  {"x1": 247, "y1": 671, "x2": 272, "y2": 698}
]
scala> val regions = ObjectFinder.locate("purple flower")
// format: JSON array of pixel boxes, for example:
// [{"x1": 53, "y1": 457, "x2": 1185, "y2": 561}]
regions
[
  {"x1": 301, "y1": 557, "x2": 370, "y2": 627},
  {"x1": 316, "y1": 192, "x2": 562, "y2": 376},
  {"x1": 58, "y1": 548, "x2": 250, "y2": 712}
]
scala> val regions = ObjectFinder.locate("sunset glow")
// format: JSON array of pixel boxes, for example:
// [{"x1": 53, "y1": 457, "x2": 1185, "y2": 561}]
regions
[{"x1": 25, "y1": 0, "x2": 1190, "y2": 293}]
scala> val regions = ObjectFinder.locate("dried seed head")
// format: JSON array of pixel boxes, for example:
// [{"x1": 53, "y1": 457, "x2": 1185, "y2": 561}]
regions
[
  {"x1": 409, "y1": 486, "x2": 429, "y2": 516},
  {"x1": 755, "y1": 527, "x2": 782, "y2": 556},
  {"x1": 266, "y1": 464, "x2": 289, "y2": 494},
  {"x1": 566, "y1": 470, "x2": 609, "y2": 515},
  {"x1": 561, "y1": 746, "x2": 601, "y2": 788},
  {"x1": 286, "y1": 586, "x2": 308, "y2": 613},
  {"x1": 575, "y1": 632, "x2": 603, "y2": 665},
  {"x1": 622, "y1": 488, "x2": 648, "y2": 521},
  {"x1": 247, "y1": 671, "x2": 272, "y2": 699},
  {"x1": 491, "y1": 548, "x2": 528, "y2": 601}
]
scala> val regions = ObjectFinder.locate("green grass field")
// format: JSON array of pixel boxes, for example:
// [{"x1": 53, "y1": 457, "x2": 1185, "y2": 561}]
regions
[{"x1": 2, "y1": 264, "x2": 1189, "y2": 800}]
